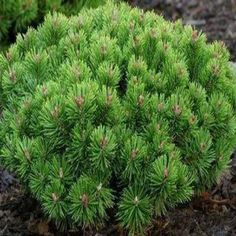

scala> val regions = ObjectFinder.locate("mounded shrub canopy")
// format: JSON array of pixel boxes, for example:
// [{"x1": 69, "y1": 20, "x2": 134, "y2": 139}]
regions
[{"x1": 0, "y1": 1, "x2": 236, "y2": 234}]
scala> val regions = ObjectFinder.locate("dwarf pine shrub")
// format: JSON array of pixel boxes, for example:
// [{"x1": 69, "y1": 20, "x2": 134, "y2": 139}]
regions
[
  {"x1": 0, "y1": 1, "x2": 236, "y2": 235},
  {"x1": 0, "y1": 0, "x2": 105, "y2": 44}
]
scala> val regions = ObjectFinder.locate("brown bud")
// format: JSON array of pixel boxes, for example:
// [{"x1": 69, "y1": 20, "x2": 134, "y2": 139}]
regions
[
  {"x1": 6, "y1": 51, "x2": 12, "y2": 61},
  {"x1": 78, "y1": 17, "x2": 84, "y2": 27},
  {"x1": 170, "y1": 151, "x2": 176, "y2": 158},
  {"x1": 189, "y1": 115, "x2": 196, "y2": 125},
  {"x1": 137, "y1": 95, "x2": 145, "y2": 106},
  {"x1": 75, "y1": 96, "x2": 85, "y2": 108},
  {"x1": 157, "y1": 102, "x2": 164, "y2": 112},
  {"x1": 129, "y1": 21, "x2": 135, "y2": 31},
  {"x1": 70, "y1": 34, "x2": 80, "y2": 45},
  {"x1": 212, "y1": 65, "x2": 220, "y2": 76},
  {"x1": 219, "y1": 41, "x2": 225, "y2": 48},
  {"x1": 106, "y1": 94, "x2": 113, "y2": 105},
  {"x1": 200, "y1": 143, "x2": 206, "y2": 151},
  {"x1": 172, "y1": 105, "x2": 182, "y2": 116},
  {"x1": 53, "y1": 18, "x2": 59, "y2": 28},
  {"x1": 131, "y1": 149, "x2": 139, "y2": 160},
  {"x1": 150, "y1": 28, "x2": 157, "y2": 39},
  {"x1": 23, "y1": 99, "x2": 30, "y2": 109},
  {"x1": 156, "y1": 123, "x2": 161, "y2": 131},
  {"x1": 9, "y1": 70, "x2": 16, "y2": 82},
  {"x1": 100, "y1": 137, "x2": 108, "y2": 149},
  {"x1": 81, "y1": 193, "x2": 89, "y2": 208},
  {"x1": 213, "y1": 52, "x2": 219, "y2": 59},
  {"x1": 133, "y1": 36, "x2": 140, "y2": 47},
  {"x1": 100, "y1": 44, "x2": 107, "y2": 55},
  {"x1": 177, "y1": 65, "x2": 185, "y2": 76},
  {"x1": 139, "y1": 10, "x2": 144, "y2": 22},
  {"x1": 132, "y1": 76, "x2": 139, "y2": 85},
  {"x1": 192, "y1": 30, "x2": 198, "y2": 41},
  {"x1": 159, "y1": 141, "x2": 165, "y2": 149},
  {"x1": 164, "y1": 168, "x2": 169, "y2": 178},
  {"x1": 52, "y1": 193, "x2": 59, "y2": 202},
  {"x1": 163, "y1": 43, "x2": 168, "y2": 51},
  {"x1": 24, "y1": 149, "x2": 31, "y2": 161},
  {"x1": 42, "y1": 85, "x2": 48, "y2": 97},
  {"x1": 34, "y1": 53, "x2": 41, "y2": 63},
  {"x1": 51, "y1": 106, "x2": 61, "y2": 118},
  {"x1": 73, "y1": 67, "x2": 81, "y2": 79}
]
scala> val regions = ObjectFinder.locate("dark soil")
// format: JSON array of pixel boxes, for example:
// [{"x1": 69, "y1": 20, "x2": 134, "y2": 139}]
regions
[
  {"x1": 0, "y1": 1, "x2": 236, "y2": 235},
  {"x1": 130, "y1": 0, "x2": 236, "y2": 61}
]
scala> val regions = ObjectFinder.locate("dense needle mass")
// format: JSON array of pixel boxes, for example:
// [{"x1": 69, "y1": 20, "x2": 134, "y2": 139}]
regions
[{"x1": 0, "y1": 1, "x2": 235, "y2": 235}]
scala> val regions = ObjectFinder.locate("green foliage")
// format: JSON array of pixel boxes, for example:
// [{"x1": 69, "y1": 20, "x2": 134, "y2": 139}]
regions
[
  {"x1": 0, "y1": 0, "x2": 106, "y2": 44},
  {"x1": 0, "y1": 1, "x2": 236, "y2": 235}
]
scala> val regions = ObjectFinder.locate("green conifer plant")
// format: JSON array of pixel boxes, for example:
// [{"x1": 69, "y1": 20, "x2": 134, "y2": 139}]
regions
[{"x1": 0, "y1": 1, "x2": 236, "y2": 235}]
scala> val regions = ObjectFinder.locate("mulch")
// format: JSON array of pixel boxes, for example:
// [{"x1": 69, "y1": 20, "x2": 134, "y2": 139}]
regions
[{"x1": 0, "y1": 0, "x2": 236, "y2": 235}]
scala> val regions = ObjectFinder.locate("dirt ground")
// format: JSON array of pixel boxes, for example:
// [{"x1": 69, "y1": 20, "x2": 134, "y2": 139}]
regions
[{"x1": 0, "y1": 0, "x2": 236, "y2": 235}]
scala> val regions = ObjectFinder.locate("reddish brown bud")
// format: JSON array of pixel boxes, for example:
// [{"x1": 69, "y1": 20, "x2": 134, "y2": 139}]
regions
[
  {"x1": 131, "y1": 149, "x2": 139, "y2": 160},
  {"x1": 156, "y1": 123, "x2": 161, "y2": 131},
  {"x1": 172, "y1": 105, "x2": 182, "y2": 116},
  {"x1": 100, "y1": 137, "x2": 108, "y2": 149},
  {"x1": 132, "y1": 77, "x2": 139, "y2": 85},
  {"x1": 192, "y1": 30, "x2": 198, "y2": 41},
  {"x1": 33, "y1": 53, "x2": 41, "y2": 63},
  {"x1": 177, "y1": 65, "x2": 185, "y2": 76},
  {"x1": 72, "y1": 65, "x2": 81, "y2": 79},
  {"x1": 157, "y1": 102, "x2": 164, "y2": 112},
  {"x1": 42, "y1": 86, "x2": 48, "y2": 97},
  {"x1": 159, "y1": 141, "x2": 165, "y2": 149},
  {"x1": 212, "y1": 65, "x2": 220, "y2": 76},
  {"x1": 133, "y1": 36, "x2": 140, "y2": 47},
  {"x1": 150, "y1": 28, "x2": 157, "y2": 39},
  {"x1": 51, "y1": 106, "x2": 61, "y2": 118},
  {"x1": 189, "y1": 115, "x2": 196, "y2": 125},
  {"x1": 163, "y1": 43, "x2": 168, "y2": 51},
  {"x1": 129, "y1": 21, "x2": 135, "y2": 31},
  {"x1": 137, "y1": 95, "x2": 145, "y2": 106},
  {"x1": 6, "y1": 51, "x2": 12, "y2": 61},
  {"x1": 23, "y1": 99, "x2": 30, "y2": 109},
  {"x1": 200, "y1": 143, "x2": 206, "y2": 151},
  {"x1": 75, "y1": 96, "x2": 85, "y2": 108},
  {"x1": 81, "y1": 194, "x2": 89, "y2": 208},
  {"x1": 9, "y1": 70, "x2": 16, "y2": 82},
  {"x1": 139, "y1": 10, "x2": 144, "y2": 22},
  {"x1": 164, "y1": 168, "x2": 169, "y2": 178}
]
